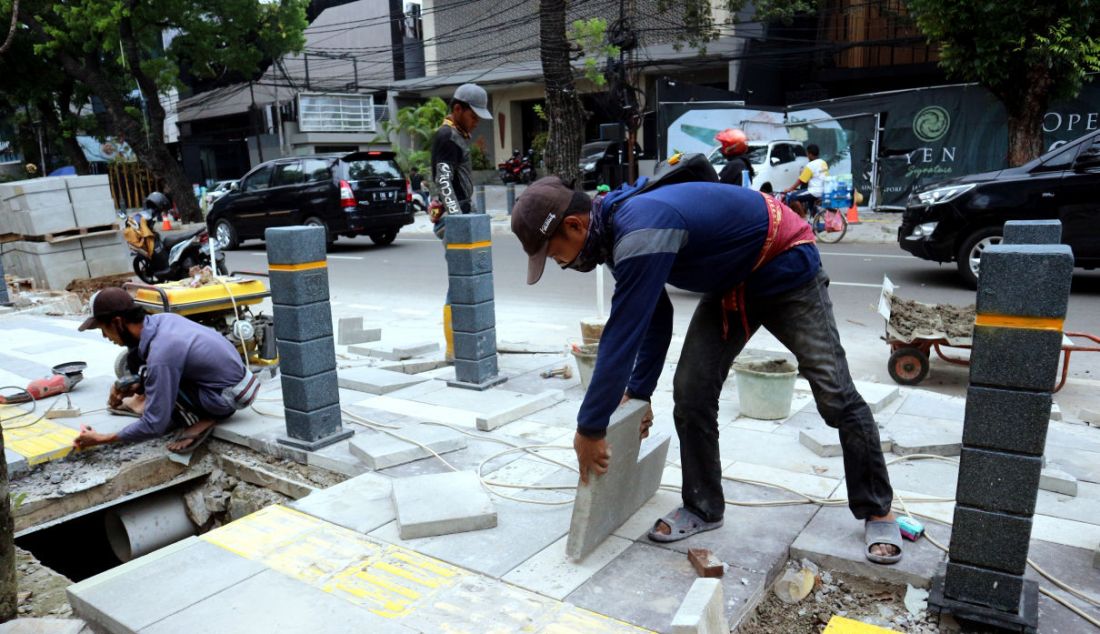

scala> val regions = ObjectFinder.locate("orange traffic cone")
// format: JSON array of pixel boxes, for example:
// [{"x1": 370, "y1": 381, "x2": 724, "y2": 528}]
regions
[
  {"x1": 846, "y1": 202, "x2": 860, "y2": 225},
  {"x1": 162, "y1": 214, "x2": 172, "y2": 231}
]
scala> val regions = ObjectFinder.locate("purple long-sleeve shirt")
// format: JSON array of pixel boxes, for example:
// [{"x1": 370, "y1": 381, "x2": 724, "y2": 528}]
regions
[{"x1": 117, "y1": 313, "x2": 245, "y2": 442}]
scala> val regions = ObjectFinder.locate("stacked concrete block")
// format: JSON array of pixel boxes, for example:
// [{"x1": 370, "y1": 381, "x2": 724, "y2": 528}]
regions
[
  {"x1": 266, "y1": 226, "x2": 353, "y2": 451},
  {"x1": 66, "y1": 175, "x2": 119, "y2": 228},
  {"x1": 444, "y1": 214, "x2": 505, "y2": 390},
  {"x1": 0, "y1": 177, "x2": 77, "y2": 236},
  {"x1": 0, "y1": 232, "x2": 130, "y2": 289},
  {"x1": 930, "y1": 222, "x2": 1073, "y2": 632}
]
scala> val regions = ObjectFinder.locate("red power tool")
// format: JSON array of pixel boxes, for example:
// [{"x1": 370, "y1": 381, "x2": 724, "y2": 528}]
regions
[{"x1": 0, "y1": 362, "x2": 87, "y2": 405}]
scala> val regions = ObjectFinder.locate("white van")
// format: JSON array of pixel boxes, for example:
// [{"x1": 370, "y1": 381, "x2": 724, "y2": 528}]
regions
[{"x1": 708, "y1": 139, "x2": 809, "y2": 193}]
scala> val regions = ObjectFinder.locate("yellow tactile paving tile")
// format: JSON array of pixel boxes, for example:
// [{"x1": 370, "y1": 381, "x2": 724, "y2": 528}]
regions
[
  {"x1": 823, "y1": 615, "x2": 899, "y2": 633},
  {"x1": 2, "y1": 408, "x2": 79, "y2": 465},
  {"x1": 202, "y1": 505, "x2": 651, "y2": 632}
]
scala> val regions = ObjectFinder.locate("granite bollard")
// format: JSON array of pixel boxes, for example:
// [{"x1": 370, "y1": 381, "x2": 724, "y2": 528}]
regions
[
  {"x1": 444, "y1": 215, "x2": 505, "y2": 390},
  {"x1": 266, "y1": 226, "x2": 353, "y2": 450},
  {"x1": 929, "y1": 233, "x2": 1073, "y2": 632}
]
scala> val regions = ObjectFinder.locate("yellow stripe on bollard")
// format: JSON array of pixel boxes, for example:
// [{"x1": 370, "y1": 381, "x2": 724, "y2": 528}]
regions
[
  {"x1": 268, "y1": 261, "x2": 328, "y2": 272},
  {"x1": 445, "y1": 240, "x2": 492, "y2": 250},
  {"x1": 974, "y1": 314, "x2": 1065, "y2": 331}
]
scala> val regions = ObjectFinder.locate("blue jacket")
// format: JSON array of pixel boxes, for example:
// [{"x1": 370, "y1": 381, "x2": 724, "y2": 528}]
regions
[
  {"x1": 577, "y1": 181, "x2": 821, "y2": 437},
  {"x1": 118, "y1": 313, "x2": 245, "y2": 442}
]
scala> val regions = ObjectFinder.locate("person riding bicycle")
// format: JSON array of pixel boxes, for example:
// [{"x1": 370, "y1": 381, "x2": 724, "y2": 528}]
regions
[
  {"x1": 715, "y1": 128, "x2": 755, "y2": 187},
  {"x1": 782, "y1": 144, "x2": 828, "y2": 218}
]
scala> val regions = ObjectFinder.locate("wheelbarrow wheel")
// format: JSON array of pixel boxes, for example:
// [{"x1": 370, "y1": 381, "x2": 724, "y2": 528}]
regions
[{"x1": 888, "y1": 347, "x2": 929, "y2": 385}]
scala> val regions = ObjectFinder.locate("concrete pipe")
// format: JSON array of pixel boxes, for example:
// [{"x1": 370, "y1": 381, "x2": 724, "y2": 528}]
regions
[{"x1": 105, "y1": 491, "x2": 196, "y2": 562}]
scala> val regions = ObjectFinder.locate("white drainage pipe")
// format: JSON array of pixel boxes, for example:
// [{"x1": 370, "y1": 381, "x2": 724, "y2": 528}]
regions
[{"x1": 104, "y1": 491, "x2": 196, "y2": 562}]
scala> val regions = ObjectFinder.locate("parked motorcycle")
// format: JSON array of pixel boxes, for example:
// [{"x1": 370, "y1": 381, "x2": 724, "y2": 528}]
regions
[
  {"x1": 498, "y1": 149, "x2": 523, "y2": 184},
  {"x1": 519, "y1": 149, "x2": 537, "y2": 184},
  {"x1": 123, "y1": 192, "x2": 225, "y2": 284}
]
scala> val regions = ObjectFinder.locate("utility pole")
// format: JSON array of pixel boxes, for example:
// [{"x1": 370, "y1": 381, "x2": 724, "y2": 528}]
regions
[{"x1": 613, "y1": 0, "x2": 639, "y2": 184}]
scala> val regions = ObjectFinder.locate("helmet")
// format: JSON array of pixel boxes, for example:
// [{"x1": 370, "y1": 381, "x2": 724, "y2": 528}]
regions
[
  {"x1": 715, "y1": 128, "x2": 748, "y2": 156},
  {"x1": 512, "y1": 149, "x2": 521, "y2": 157},
  {"x1": 143, "y1": 192, "x2": 172, "y2": 217}
]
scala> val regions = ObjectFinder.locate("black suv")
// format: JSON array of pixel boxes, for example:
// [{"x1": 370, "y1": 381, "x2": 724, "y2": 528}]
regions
[
  {"x1": 208, "y1": 151, "x2": 413, "y2": 249},
  {"x1": 900, "y1": 129, "x2": 1100, "y2": 287}
]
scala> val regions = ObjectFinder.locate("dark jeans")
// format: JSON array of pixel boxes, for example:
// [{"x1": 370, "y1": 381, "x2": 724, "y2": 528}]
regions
[{"x1": 673, "y1": 269, "x2": 893, "y2": 522}]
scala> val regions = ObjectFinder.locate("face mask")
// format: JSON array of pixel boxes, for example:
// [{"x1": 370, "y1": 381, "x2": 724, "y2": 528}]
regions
[{"x1": 559, "y1": 209, "x2": 602, "y2": 273}]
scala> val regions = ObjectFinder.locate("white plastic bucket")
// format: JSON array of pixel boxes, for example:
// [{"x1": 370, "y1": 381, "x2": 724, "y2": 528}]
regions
[
  {"x1": 733, "y1": 359, "x2": 798, "y2": 420},
  {"x1": 571, "y1": 342, "x2": 598, "y2": 391}
]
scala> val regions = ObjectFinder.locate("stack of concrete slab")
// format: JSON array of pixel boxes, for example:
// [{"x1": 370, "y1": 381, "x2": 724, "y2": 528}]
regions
[{"x1": 0, "y1": 175, "x2": 128, "y2": 289}]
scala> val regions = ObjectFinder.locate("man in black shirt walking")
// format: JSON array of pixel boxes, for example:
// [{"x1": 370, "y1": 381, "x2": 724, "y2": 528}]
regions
[{"x1": 430, "y1": 83, "x2": 491, "y2": 359}]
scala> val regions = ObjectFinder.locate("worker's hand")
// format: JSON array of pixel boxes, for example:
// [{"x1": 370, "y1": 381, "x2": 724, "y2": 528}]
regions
[
  {"x1": 574, "y1": 432, "x2": 610, "y2": 485},
  {"x1": 108, "y1": 382, "x2": 139, "y2": 408},
  {"x1": 620, "y1": 394, "x2": 654, "y2": 439},
  {"x1": 428, "y1": 200, "x2": 444, "y2": 223},
  {"x1": 73, "y1": 425, "x2": 112, "y2": 449}
]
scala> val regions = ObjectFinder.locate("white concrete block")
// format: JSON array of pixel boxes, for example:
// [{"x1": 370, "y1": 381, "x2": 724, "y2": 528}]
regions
[
  {"x1": 337, "y1": 366, "x2": 427, "y2": 395},
  {"x1": 348, "y1": 424, "x2": 467, "y2": 470},
  {"x1": 72, "y1": 197, "x2": 118, "y2": 228},
  {"x1": 671, "y1": 578, "x2": 728, "y2": 634},
  {"x1": 351, "y1": 341, "x2": 439, "y2": 361},
  {"x1": 475, "y1": 389, "x2": 564, "y2": 431},
  {"x1": 8, "y1": 203, "x2": 79, "y2": 236},
  {"x1": 336, "y1": 317, "x2": 381, "y2": 345},
  {"x1": 799, "y1": 428, "x2": 841, "y2": 457},
  {"x1": 392, "y1": 471, "x2": 496, "y2": 539},
  {"x1": 853, "y1": 380, "x2": 900, "y2": 414},
  {"x1": 566, "y1": 400, "x2": 671, "y2": 561},
  {"x1": 1039, "y1": 467, "x2": 1078, "y2": 497}
]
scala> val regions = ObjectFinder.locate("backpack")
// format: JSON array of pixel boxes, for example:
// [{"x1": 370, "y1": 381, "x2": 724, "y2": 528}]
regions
[{"x1": 604, "y1": 152, "x2": 719, "y2": 213}]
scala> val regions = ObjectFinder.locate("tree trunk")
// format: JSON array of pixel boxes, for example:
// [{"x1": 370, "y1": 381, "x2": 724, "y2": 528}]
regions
[
  {"x1": 55, "y1": 82, "x2": 93, "y2": 175},
  {"x1": 1001, "y1": 66, "x2": 1052, "y2": 167},
  {"x1": 0, "y1": 431, "x2": 16, "y2": 623},
  {"x1": 539, "y1": 0, "x2": 585, "y2": 188}
]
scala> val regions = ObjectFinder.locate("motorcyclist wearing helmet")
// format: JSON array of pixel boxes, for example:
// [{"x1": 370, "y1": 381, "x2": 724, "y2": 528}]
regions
[
  {"x1": 143, "y1": 192, "x2": 172, "y2": 220},
  {"x1": 715, "y1": 128, "x2": 755, "y2": 187}
]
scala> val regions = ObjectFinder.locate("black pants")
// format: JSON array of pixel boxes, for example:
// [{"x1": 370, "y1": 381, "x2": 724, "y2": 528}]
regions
[{"x1": 673, "y1": 269, "x2": 894, "y2": 522}]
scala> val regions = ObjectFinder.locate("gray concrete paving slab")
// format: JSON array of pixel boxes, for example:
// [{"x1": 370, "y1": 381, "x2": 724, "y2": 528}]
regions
[
  {"x1": 519, "y1": 399, "x2": 582, "y2": 429},
  {"x1": 1025, "y1": 540, "x2": 1100, "y2": 631},
  {"x1": 567, "y1": 401, "x2": 671, "y2": 561},
  {"x1": 886, "y1": 414, "x2": 963, "y2": 456},
  {"x1": 716, "y1": 426, "x2": 848, "y2": 479},
  {"x1": 303, "y1": 436, "x2": 370, "y2": 477},
  {"x1": 647, "y1": 480, "x2": 818, "y2": 582},
  {"x1": 6, "y1": 448, "x2": 28, "y2": 478},
  {"x1": 371, "y1": 495, "x2": 572, "y2": 579},
  {"x1": 391, "y1": 471, "x2": 496, "y2": 539},
  {"x1": 337, "y1": 366, "x2": 428, "y2": 395},
  {"x1": 853, "y1": 380, "x2": 900, "y2": 413},
  {"x1": 0, "y1": 617, "x2": 93, "y2": 633},
  {"x1": 566, "y1": 542, "x2": 768, "y2": 633},
  {"x1": 897, "y1": 393, "x2": 966, "y2": 422},
  {"x1": 348, "y1": 424, "x2": 466, "y2": 469},
  {"x1": 68, "y1": 538, "x2": 265, "y2": 633},
  {"x1": 1040, "y1": 467, "x2": 1079, "y2": 497},
  {"x1": 138, "y1": 568, "x2": 399, "y2": 634},
  {"x1": 501, "y1": 533, "x2": 632, "y2": 600},
  {"x1": 290, "y1": 472, "x2": 394, "y2": 534},
  {"x1": 790, "y1": 506, "x2": 949, "y2": 589}
]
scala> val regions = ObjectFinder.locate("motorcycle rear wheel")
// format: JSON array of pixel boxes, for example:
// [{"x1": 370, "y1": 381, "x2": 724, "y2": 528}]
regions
[{"x1": 133, "y1": 256, "x2": 157, "y2": 284}]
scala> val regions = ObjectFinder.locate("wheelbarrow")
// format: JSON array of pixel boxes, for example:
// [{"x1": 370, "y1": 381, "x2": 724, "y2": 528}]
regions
[{"x1": 879, "y1": 277, "x2": 1100, "y2": 391}]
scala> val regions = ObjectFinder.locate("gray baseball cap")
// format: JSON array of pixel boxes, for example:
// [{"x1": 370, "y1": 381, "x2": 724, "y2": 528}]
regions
[{"x1": 453, "y1": 83, "x2": 492, "y2": 120}]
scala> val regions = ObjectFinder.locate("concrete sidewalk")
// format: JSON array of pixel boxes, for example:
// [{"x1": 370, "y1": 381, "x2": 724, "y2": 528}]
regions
[{"x1": 4, "y1": 312, "x2": 1098, "y2": 632}]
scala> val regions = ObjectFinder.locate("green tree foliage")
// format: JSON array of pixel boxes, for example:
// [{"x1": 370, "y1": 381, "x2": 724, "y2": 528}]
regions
[
  {"x1": 381, "y1": 97, "x2": 448, "y2": 174},
  {"x1": 3, "y1": 0, "x2": 307, "y2": 220},
  {"x1": 905, "y1": 1, "x2": 1100, "y2": 165},
  {"x1": 569, "y1": 18, "x2": 619, "y2": 86}
]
